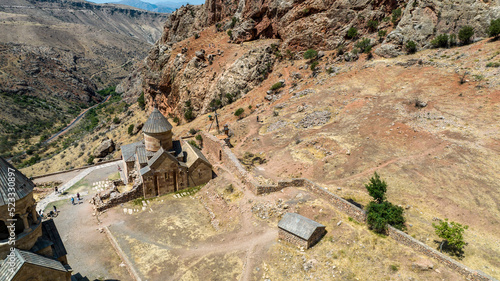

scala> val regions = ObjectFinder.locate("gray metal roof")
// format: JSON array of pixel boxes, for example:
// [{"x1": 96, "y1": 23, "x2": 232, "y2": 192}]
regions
[
  {"x1": 278, "y1": 213, "x2": 325, "y2": 241},
  {"x1": 183, "y1": 140, "x2": 211, "y2": 168},
  {"x1": 140, "y1": 166, "x2": 151, "y2": 176},
  {"x1": 135, "y1": 145, "x2": 148, "y2": 165},
  {"x1": 0, "y1": 248, "x2": 67, "y2": 280},
  {"x1": 142, "y1": 108, "x2": 173, "y2": 134},
  {"x1": 41, "y1": 219, "x2": 67, "y2": 259},
  {"x1": 0, "y1": 157, "x2": 35, "y2": 206},
  {"x1": 121, "y1": 141, "x2": 143, "y2": 162}
]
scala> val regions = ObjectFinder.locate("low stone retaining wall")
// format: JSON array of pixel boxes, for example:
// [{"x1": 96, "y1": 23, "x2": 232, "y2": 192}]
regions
[
  {"x1": 95, "y1": 182, "x2": 143, "y2": 212},
  {"x1": 388, "y1": 226, "x2": 495, "y2": 281},
  {"x1": 200, "y1": 131, "x2": 497, "y2": 281}
]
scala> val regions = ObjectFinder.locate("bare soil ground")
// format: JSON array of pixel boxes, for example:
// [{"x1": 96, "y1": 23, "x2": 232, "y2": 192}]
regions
[
  {"x1": 42, "y1": 165, "x2": 130, "y2": 281},
  {"x1": 175, "y1": 39, "x2": 500, "y2": 278}
]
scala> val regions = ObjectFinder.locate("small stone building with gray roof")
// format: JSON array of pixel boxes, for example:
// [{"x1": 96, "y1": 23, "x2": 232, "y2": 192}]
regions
[
  {"x1": 278, "y1": 213, "x2": 326, "y2": 249},
  {"x1": 121, "y1": 108, "x2": 212, "y2": 198}
]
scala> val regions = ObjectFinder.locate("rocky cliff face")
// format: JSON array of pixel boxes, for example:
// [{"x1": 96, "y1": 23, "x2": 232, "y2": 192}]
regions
[
  {"x1": 138, "y1": 0, "x2": 499, "y2": 120},
  {"x1": 377, "y1": 0, "x2": 500, "y2": 57}
]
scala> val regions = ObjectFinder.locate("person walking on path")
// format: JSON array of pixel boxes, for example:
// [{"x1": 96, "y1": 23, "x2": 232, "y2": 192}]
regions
[
  {"x1": 53, "y1": 205, "x2": 57, "y2": 213},
  {"x1": 71, "y1": 197, "x2": 75, "y2": 205},
  {"x1": 55, "y1": 186, "x2": 58, "y2": 194},
  {"x1": 77, "y1": 193, "x2": 80, "y2": 201}
]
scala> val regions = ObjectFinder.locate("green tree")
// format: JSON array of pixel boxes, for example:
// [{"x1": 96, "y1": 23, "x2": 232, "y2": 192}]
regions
[
  {"x1": 406, "y1": 40, "x2": 417, "y2": 54},
  {"x1": 458, "y1": 26, "x2": 474, "y2": 45},
  {"x1": 113, "y1": 117, "x2": 120, "y2": 124},
  {"x1": 488, "y1": 18, "x2": 500, "y2": 38},
  {"x1": 234, "y1": 108, "x2": 244, "y2": 118},
  {"x1": 367, "y1": 201, "x2": 406, "y2": 233},
  {"x1": 433, "y1": 219, "x2": 469, "y2": 255},
  {"x1": 128, "y1": 124, "x2": 134, "y2": 135},
  {"x1": 303, "y1": 49, "x2": 318, "y2": 60},
  {"x1": 137, "y1": 92, "x2": 145, "y2": 110},
  {"x1": 365, "y1": 172, "x2": 387, "y2": 203},
  {"x1": 346, "y1": 27, "x2": 358, "y2": 39}
]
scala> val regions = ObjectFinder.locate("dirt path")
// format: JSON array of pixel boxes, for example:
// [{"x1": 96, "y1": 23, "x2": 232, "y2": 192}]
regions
[{"x1": 45, "y1": 95, "x2": 111, "y2": 144}]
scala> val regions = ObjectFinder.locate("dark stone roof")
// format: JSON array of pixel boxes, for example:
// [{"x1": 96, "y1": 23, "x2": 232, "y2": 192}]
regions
[
  {"x1": 0, "y1": 248, "x2": 67, "y2": 280},
  {"x1": 184, "y1": 140, "x2": 212, "y2": 168},
  {"x1": 121, "y1": 141, "x2": 143, "y2": 162},
  {"x1": 40, "y1": 219, "x2": 67, "y2": 259},
  {"x1": 0, "y1": 157, "x2": 35, "y2": 206},
  {"x1": 278, "y1": 213, "x2": 325, "y2": 241},
  {"x1": 142, "y1": 108, "x2": 173, "y2": 134},
  {"x1": 147, "y1": 147, "x2": 179, "y2": 170}
]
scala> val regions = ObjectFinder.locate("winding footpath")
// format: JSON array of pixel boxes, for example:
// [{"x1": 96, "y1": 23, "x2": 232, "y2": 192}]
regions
[{"x1": 44, "y1": 95, "x2": 111, "y2": 144}]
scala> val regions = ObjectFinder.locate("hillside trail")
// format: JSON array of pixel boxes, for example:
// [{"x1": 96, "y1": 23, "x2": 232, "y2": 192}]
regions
[{"x1": 171, "y1": 162, "x2": 276, "y2": 280}]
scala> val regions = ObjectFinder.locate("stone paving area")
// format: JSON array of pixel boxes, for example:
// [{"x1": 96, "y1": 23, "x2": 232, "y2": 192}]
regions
[{"x1": 36, "y1": 160, "x2": 122, "y2": 212}]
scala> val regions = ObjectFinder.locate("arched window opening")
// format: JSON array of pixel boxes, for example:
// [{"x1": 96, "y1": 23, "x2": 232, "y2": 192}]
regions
[{"x1": 13, "y1": 214, "x2": 24, "y2": 236}]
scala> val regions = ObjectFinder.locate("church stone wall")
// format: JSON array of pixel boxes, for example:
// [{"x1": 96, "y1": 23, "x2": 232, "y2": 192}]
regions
[{"x1": 188, "y1": 160, "x2": 212, "y2": 187}]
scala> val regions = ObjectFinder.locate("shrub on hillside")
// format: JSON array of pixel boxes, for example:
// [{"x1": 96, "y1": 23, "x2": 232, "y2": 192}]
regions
[
  {"x1": 378, "y1": 30, "x2": 387, "y2": 42},
  {"x1": 270, "y1": 82, "x2": 284, "y2": 91},
  {"x1": 367, "y1": 20, "x2": 379, "y2": 31},
  {"x1": 346, "y1": 27, "x2": 358, "y2": 39},
  {"x1": 431, "y1": 34, "x2": 449, "y2": 48},
  {"x1": 355, "y1": 38, "x2": 372, "y2": 53},
  {"x1": 488, "y1": 18, "x2": 500, "y2": 38},
  {"x1": 234, "y1": 108, "x2": 244, "y2": 118},
  {"x1": 137, "y1": 92, "x2": 145, "y2": 110},
  {"x1": 128, "y1": 124, "x2": 134, "y2": 135},
  {"x1": 303, "y1": 49, "x2": 318, "y2": 60},
  {"x1": 391, "y1": 8, "x2": 402, "y2": 25},
  {"x1": 310, "y1": 60, "x2": 319, "y2": 71},
  {"x1": 406, "y1": 40, "x2": 417, "y2": 54},
  {"x1": 458, "y1": 26, "x2": 474, "y2": 45}
]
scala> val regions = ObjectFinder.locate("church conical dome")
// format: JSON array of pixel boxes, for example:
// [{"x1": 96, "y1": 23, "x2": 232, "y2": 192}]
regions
[
  {"x1": 142, "y1": 108, "x2": 173, "y2": 134},
  {"x1": 0, "y1": 157, "x2": 34, "y2": 206}
]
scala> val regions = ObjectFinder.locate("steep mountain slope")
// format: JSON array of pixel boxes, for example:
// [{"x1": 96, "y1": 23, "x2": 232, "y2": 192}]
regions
[
  {"x1": 110, "y1": 0, "x2": 500, "y2": 278},
  {"x1": 135, "y1": 0, "x2": 499, "y2": 122},
  {"x1": 0, "y1": 0, "x2": 169, "y2": 156}
]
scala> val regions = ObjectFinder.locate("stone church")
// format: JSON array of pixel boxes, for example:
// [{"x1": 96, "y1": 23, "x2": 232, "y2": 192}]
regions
[
  {"x1": 0, "y1": 157, "x2": 72, "y2": 281},
  {"x1": 121, "y1": 108, "x2": 212, "y2": 198}
]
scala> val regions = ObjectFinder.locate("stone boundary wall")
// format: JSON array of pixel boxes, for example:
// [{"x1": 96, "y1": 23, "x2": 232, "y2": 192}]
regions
[
  {"x1": 302, "y1": 179, "x2": 367, "y2": 223},
  {"x1": 200, "y1": 131, "x2": 497, "y2": 281},
  {"x1": 201, "y1": 132, "x2": 257, "y2": 193},
  {"x1": 32, "y1": 158, "x2": 121, "y2": 179},
  {"x1": 388, "y1": 226, "x2": 495, "y2": 281}
]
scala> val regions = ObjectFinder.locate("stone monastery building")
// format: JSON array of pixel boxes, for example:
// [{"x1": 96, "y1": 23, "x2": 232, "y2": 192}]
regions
[
  {"x1": 0, "y1": 157, "x2": 71, "y2": 281},
  {"x1": 121, "y1": 108, "x2": 212, "y2": 198}
]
